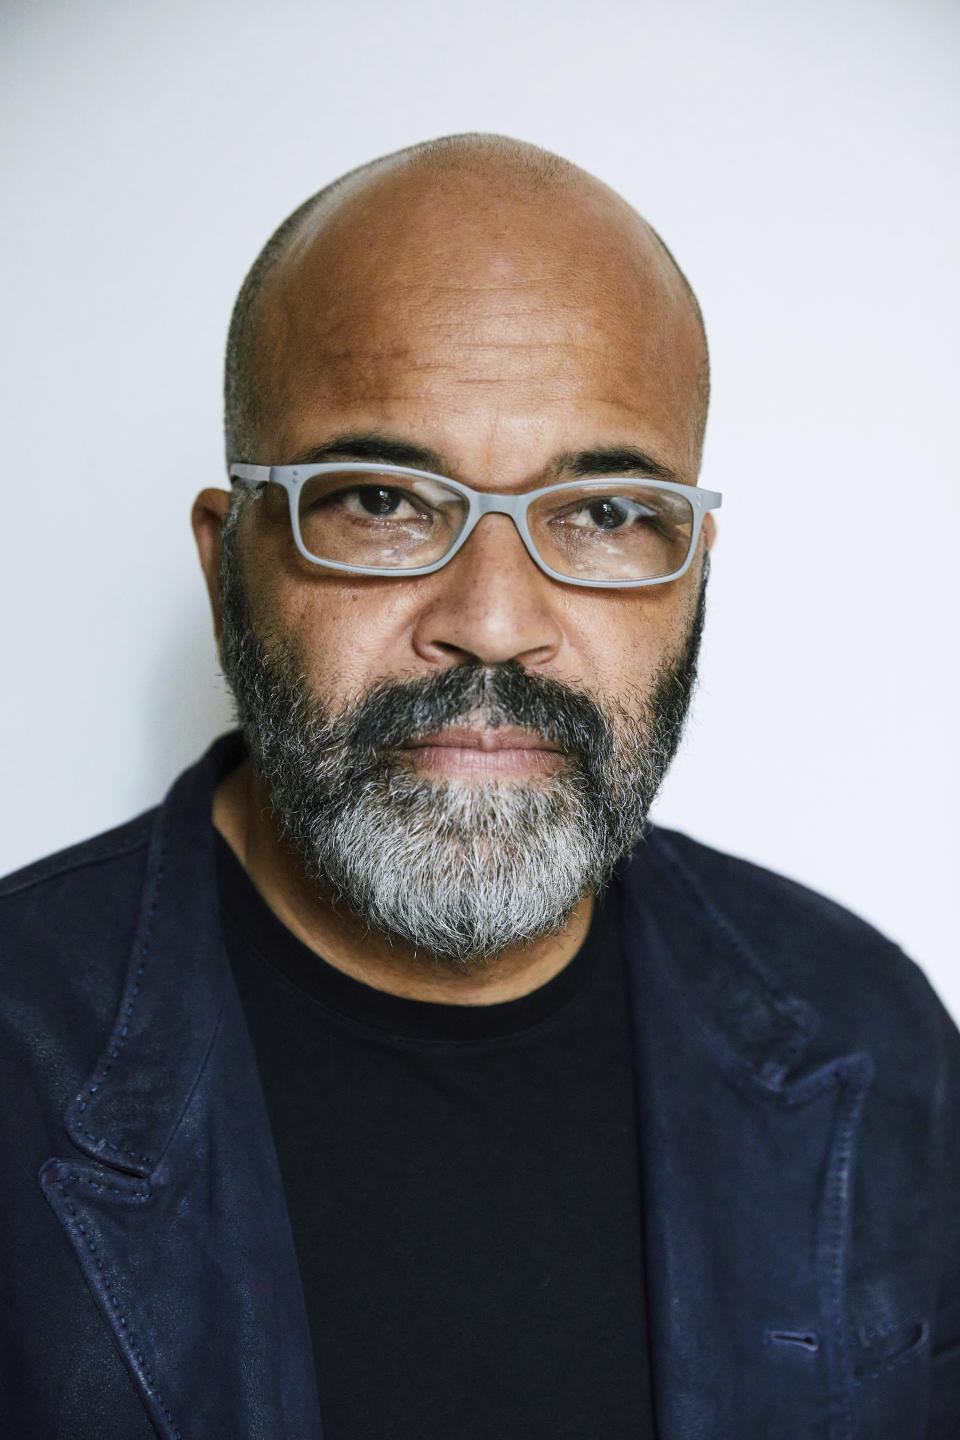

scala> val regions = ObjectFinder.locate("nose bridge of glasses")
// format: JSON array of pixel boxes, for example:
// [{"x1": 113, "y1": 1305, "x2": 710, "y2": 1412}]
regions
[
  {"x1": 457, "y1": 490, "x2": 545, "y2": 574},
  {"x1": 470, "y1": 490, "x2": 529, "y2": 523},
  {"x1": 465, "y1": 491, "x2": 541, "y2": 562}
]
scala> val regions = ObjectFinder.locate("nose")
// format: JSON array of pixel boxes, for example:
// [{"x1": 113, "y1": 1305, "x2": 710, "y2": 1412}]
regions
[{"x1": 411, "y1": 513, "x2": 564, "y2": 669}]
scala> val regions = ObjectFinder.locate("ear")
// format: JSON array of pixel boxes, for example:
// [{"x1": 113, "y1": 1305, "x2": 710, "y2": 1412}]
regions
[
  {"x1": 702, "y1": 511, "x2": 717, "y2": 551},
  {"x1": 191, "y1": 489, "x2": 232, "y2": 641}
]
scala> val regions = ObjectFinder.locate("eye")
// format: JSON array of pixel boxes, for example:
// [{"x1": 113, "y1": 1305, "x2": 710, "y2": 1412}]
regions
[
  {"x1": 583, "y1": 497, "x2": 631, "y2": 530},
  {"x1": 337, "y1": 486, "x2": 424, "y2": 521},
  {"x1": 558, "y1": 496, "x2": 658, "y2": 532}
]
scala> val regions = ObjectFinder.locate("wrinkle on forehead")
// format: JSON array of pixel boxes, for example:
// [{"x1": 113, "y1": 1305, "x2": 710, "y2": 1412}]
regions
[{"x1": 250, "y1": 153, "x2": 707, "y2": 473}]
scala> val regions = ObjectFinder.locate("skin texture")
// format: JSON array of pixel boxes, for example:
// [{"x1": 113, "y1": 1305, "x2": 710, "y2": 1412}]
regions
[{"x1": 193, "y1": 144, "x2": 714, "y2": 1003}]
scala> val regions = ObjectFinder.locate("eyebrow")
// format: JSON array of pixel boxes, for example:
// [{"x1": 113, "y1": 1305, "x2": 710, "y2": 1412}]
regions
[
  {"x1": 288, "y1": 434, "x2": 447, "y2": 473},
  {"x1": 287, "y1": 433, "x2": 677, "y2": 484},
  {"x1": 550, "y1": 446, "x2": 677, "y2": 482}
]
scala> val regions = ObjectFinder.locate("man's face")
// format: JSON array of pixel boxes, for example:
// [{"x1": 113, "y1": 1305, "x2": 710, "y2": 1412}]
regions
[{"x1": 200, "y1": 163, "x2": 714, "y2": 962}]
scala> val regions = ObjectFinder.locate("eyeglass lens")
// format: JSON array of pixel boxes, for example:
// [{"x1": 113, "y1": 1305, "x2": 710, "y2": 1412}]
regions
[{"x1": 295, "y1": 469, "x2": 694, "y2": 581}]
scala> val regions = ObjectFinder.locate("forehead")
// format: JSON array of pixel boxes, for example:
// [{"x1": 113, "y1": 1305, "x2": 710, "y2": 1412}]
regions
[{"x1": 251, "y1": 168, "x2": 705, "y2": 478}]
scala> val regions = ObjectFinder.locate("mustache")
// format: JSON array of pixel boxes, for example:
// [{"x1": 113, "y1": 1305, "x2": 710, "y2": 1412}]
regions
[{"x1": 337, "y1": 661, "x2": 615, "y2": 766}]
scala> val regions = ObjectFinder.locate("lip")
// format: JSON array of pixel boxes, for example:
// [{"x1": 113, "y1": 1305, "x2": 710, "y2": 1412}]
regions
[
  {"x1": 399, "y1": 726, "x2": 565, "y2": 776},
  {"x1": 402, "y1": 726, "x2": 562, "y2": 753}
]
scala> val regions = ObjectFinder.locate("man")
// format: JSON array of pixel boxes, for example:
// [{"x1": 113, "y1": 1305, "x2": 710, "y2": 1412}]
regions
[{"x1": 1, "y1": 134, "x2": 957, "y2": 1439}]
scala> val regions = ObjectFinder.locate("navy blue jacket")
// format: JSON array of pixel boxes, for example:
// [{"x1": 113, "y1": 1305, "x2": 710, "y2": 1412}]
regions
[{"x1": 1, "y1": 734, "x2": 958, "y2": 1438}]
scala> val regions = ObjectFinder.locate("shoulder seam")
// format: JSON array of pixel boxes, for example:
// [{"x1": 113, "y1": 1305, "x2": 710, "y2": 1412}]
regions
[
  {"x1": 647, "y1": 826, "x2": 899, "y2": 944},
  {"x1": 0, "y1": 827, "x2": 151, "y2": 901}
]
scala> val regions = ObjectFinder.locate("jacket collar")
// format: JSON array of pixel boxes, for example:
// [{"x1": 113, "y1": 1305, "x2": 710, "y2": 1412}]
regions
[
  {"x1": 64, "y1": 732, "x2": 245, "y2": 1176},
  {"x1": 620, "y1": 832, "x2": 872, "y2": 1440},
  {"x1": 622, "y1": 830, "x2": 823, "y2": 1094}
]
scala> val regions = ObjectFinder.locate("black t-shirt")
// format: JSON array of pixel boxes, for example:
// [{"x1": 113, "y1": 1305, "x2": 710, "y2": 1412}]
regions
[{"x1": 217, "y1": 834, "x2": 655, "y2": 1439}]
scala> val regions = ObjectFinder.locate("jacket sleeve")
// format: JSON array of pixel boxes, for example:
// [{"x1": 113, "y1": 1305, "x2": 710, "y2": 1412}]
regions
[{"x1": 928, "y1": 989, "x2": 960, "y2": 1438}]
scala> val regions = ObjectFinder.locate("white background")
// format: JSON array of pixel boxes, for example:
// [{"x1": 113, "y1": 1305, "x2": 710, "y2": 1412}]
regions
[{"x1": 1, "y1": 0, "x2": 957, "y2": 1019}]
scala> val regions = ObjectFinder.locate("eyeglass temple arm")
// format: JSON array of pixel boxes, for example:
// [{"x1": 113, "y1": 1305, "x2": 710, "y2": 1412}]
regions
[{"x1": 228, "y1": 463, "x2": 271, "y2": 486}]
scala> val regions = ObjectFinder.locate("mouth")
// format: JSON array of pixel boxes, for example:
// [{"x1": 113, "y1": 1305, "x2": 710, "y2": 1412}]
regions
[{"x1": 398, "y1": 726, "x2": 566, "y2": 778}]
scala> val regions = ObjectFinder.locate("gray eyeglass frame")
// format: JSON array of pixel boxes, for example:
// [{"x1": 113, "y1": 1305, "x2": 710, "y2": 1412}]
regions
[{"x1": 228, "y1": 461, "x2": 722, "y2": 589}]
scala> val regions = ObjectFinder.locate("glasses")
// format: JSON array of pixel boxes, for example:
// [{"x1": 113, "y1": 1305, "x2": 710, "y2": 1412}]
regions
[{"x1": 227, "y1": 461, "x2": 722, "y2": 589}]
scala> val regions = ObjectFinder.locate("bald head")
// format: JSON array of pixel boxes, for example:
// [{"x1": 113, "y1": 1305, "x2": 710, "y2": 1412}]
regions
[{"x1": 224, "y1": 133, "x2": 709, "y2": 471}]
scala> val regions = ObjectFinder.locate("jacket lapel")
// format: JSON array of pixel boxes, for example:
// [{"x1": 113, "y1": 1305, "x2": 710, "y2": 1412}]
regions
[
  {"x1": 40, "y1": 736, "x2": 322, "y2": 1440},
  {"x1": 625, "y1": 832, "x2": 873, "y2": 1440}
]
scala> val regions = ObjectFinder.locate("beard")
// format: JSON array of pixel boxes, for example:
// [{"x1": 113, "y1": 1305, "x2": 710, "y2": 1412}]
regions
[{"x1": 219, "y1": 509, "x2": 707, "y2": 968}]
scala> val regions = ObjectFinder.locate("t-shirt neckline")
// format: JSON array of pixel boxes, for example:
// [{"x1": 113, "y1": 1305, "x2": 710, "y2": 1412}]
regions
[{"x1": 215, "y1": 829, "x2": 613, "y2": 1043}]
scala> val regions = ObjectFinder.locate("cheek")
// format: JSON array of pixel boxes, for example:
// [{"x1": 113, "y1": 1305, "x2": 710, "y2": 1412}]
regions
[
  {"x1": 261, "y1": 574, "x2": 428, "y2": 701},
  {"x1": 237, "y1": 508, "x2": 422, "y2": 691},
  {"x1": 558, "y1": 581, "x2": 696, "y2": 701}
]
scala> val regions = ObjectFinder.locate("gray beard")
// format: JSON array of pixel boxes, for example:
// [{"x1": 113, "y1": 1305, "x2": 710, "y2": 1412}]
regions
[{"x1": 219, "y1": 509, "x2": 706, "y2": 967}]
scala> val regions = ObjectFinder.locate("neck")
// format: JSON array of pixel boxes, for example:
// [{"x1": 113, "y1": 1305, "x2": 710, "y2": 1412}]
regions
[{"x1": 212, "y1": 758, "x2": 594, "y2": 1005}]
